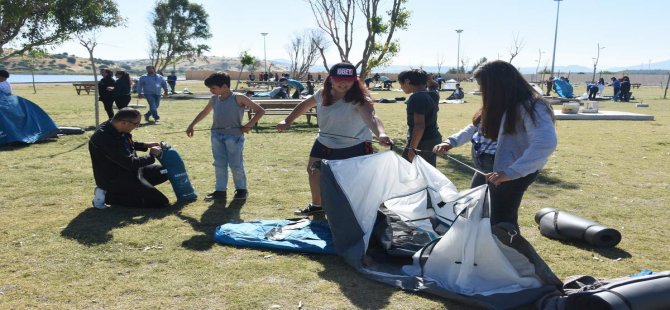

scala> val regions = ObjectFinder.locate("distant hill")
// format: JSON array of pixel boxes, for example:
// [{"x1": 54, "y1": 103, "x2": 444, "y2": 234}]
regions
[
  {"x1": 3, "y1": 52, "x2": 667, "y2": 76},
  {"x1": 0, "y1": 52, "x2": 288, "y2": 75}
]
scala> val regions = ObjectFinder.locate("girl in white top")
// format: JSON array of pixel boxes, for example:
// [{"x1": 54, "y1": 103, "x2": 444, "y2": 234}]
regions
[{"x1": 277, "y1": 62, "x2": 392, "y2": 216}]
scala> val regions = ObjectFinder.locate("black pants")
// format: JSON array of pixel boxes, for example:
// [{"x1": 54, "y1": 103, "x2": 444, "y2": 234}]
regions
[
  {"x1": 588, "y1": 87, "x2": 598, "y2": 100},
  {"x1": 402, "y1": 135, "x2": 442, "y2": 167},
  {"x1": 101, "y1": 98, "x2": 115, "y2": 119},
  {"x1": 115, "y1": 95, "x2": 131, "y2": 110},
  {"x1": 470, "y1": 151, "x2": 538, "y2": 229},
  {"x1": 168, "y1": 81, "x2": 176, "y2": 93},
  {"x1": 105, "y1": 164, "x2": 170, "y2": 208},
  {"x1": 292, "y1": 89, "x2": 301, "y2": 99}
]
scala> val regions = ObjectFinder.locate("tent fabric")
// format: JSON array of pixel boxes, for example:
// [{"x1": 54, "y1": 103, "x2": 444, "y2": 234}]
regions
[
  {"x1": 214, "y1": 219, "x2": 336, "y2": 254},
  {"x1": 552, "y1": 79, "x2": 574, "y2": 98},
  {"x1": 320, "y1": 152, "x2": 561, "y2": 309},
  {"x1": 0, "y1": 93, "x2": 58, "y2": 145}
]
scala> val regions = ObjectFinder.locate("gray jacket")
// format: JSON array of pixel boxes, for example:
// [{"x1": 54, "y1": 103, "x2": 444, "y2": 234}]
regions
[{"x1": 446, "y1": 100, "x2": 557, "y2": 180}]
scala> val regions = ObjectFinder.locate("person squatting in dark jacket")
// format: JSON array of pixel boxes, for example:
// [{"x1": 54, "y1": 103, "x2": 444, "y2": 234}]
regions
[{"x1": 89, "y1": 108, "x2": 170, "y2": 209}]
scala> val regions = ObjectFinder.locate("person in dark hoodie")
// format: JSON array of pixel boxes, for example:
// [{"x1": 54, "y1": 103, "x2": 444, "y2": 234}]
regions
[
  {"x1": 89, "y1": 108, "x2": 169, "y2": 209},
  {"x1": 398, "y1": 69, "x2": 442, "y2": 166}
]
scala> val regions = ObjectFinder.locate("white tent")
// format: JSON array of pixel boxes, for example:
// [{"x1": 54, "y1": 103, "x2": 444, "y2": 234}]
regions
[
  {"x1": 442, "y1": 78, "x2": 458, "y2": 90},
  {"x1": 320, "y1": 152, "x2": 562, "y2": 309}
]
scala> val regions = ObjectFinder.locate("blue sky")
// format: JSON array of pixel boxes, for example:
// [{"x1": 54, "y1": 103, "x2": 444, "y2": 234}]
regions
[{"x1": 58, "y1": 0, "x2": 670, "y2": 71}]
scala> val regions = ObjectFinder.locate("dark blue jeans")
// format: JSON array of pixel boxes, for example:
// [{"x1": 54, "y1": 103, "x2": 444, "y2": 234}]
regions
[{"x1": 470, "y1": 149, "x2": 538, "y2": 229}]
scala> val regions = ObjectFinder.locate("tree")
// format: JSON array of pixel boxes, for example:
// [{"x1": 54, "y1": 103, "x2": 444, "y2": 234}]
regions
[
  {"x1": 471, "y1": 57, "x2": 487, "y2": 74},
  {"x1": 234, "y1": 51, "x2": 256, "y2": 91},
  {"x1": 436, "y1": 53, "x2": 445, "y2": 75},
  {"x1": 23, "y1": 48, "x2": 49, "y2": 94},
  {"x1": 0, "y1": 0, "x2": 121, "y2": 60},
  {"x1": 508, "y1": 33, "x2": 525, "y2": 64},
  {"x1": 77, "y1": 30, "x2": 102, "y2": 126},
  {"x1": 309, "y1": 0, "x2": 410, "y2": 78},
  {"x1": 287, "y1": 30, "x2": 323, "y2": 80},
  {"x1": 148, "y1": 0, "x2": 211, "y2": 73}
]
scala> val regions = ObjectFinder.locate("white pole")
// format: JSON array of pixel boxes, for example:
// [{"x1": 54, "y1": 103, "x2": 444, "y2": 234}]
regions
[
  {"x1": 550, "y1": 0, "x2": 563, "y2": 78},
  {"x1": 261, "y1": 33, "x2": 268, "y2": 74}
]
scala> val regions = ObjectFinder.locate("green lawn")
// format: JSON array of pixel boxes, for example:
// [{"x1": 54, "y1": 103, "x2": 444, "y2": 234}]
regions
[{"x1": 1, "y1": 81, "x2": 668, "y2": 309}]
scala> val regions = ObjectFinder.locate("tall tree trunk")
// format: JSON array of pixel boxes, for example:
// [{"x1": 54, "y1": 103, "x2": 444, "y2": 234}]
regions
[
  {"x1": 87, "y1": 49, "x2": 99, "y2": 127},
  {"x1": 664, "y1": 72, "x2": 670, "y2": 99}
]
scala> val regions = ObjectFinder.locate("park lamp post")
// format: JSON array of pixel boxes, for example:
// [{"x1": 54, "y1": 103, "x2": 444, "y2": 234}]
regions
[
  {"x1": 260, "y1": 32, "x2": 268, "y2": 74},
  {"x1": 591, "y1": 43, "x2": 605, "y2": 83},
  {"x1": 455, "y1": 29, "x2": 463, "y2": 81},
  {"x1": 550, "y1": 0, "x2": 562, "y2": 79}
]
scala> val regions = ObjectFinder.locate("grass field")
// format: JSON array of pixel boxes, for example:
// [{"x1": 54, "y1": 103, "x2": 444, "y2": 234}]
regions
[{"x1": 1, "y1": 81, "x2": 669, "y2": 309}]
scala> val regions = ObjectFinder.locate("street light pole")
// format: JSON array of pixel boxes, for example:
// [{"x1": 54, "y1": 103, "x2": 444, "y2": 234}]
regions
[
  {"x1": 260, "y1": 32, "x2": 268, "y2": 74},
  {"x1": 455, "y1": 29, "x2": 463, "y2": 81},
  {"x1": 550, "y1": 0, "x2": 563, "y2": 78}
]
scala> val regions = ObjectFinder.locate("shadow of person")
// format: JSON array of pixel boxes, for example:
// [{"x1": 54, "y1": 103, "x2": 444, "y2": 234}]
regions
[
  {"x1": 315, "y1": 254, "x2": 460, "y2": 309},
  {"x1": 60, "y1": 204, "x2": 181, "y2": 246},
  {"x1": 177, "y1": 198, "x2": 245, "y2": 251}
]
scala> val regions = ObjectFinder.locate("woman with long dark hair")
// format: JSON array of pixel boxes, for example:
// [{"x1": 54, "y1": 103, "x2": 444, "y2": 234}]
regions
[
  {"x1": 277, "y1": 62, "x2": 392, "y2": 216},
  {"x1": 433, "y1": 60, "x2": 557, "y2": 229},
  {"x1": 114, "y1": 70, "x2": 132, "y2": 110},
  {"x1": 98, "y1": 69, "x2": 116, "y2": 119}
]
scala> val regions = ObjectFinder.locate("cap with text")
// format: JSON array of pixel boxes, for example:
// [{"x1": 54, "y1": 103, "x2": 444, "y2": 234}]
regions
[{"x1": 329, "y1": 62, "x2": 358, "y2": 81}]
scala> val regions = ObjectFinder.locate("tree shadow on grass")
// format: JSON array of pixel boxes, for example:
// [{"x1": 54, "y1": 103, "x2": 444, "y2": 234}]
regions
[
  {"x1": 176, "y1": 198, "x2": 244, "y2": 251},
  {"x1": 60, "y1": 202, "x2": 188, "y2": 246}
]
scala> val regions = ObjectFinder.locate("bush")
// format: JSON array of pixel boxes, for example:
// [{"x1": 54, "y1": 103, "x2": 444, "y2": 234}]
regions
[{"x1": 66, "y1": 57, "x2": 76, "y2": 64}]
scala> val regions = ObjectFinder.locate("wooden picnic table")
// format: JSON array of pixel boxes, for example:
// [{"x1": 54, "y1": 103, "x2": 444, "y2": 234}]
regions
[
  {"x1": 247, "y1": 99, "x2": 316, "y2": 126},
  {"x1": 72, "y1": 82, "x2": 97, "y2": 95},
  {"x1": 244, "y1": 81, "x2": 276, "y2": 90}
]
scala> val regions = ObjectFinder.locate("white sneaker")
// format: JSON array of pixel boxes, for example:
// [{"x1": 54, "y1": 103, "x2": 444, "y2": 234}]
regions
[{"x1": 92, "y1": 187, "x2": 108, "y2": 209}]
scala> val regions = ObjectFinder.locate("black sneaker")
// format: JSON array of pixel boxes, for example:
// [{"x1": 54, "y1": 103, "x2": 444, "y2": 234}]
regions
[
  {"x1": 233, "y1": 189, "x2": 248, "y2": 200},
  {"x1": 204, "y1": 191, "x2": 226, "y2": 201},
  {"x1": 144, "y1": 113, "x2": 151, "y2": 122},
  {"x1": 294, "y1": 204, "x2": 323, "y2": 216}
]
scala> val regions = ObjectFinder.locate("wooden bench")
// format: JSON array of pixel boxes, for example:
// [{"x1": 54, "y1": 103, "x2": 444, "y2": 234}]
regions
[
  {"x1": 247, "y1": 99, "x2": 317, "y2": 126},
  {"x1": 72, "y1": 82, "x2": 96, "y2": 95}
]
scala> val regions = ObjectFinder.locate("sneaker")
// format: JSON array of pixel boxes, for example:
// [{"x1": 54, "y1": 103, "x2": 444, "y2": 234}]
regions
[
  {"x1": 232, "y1": 189, "x2": 248, "y2": 200},
  {"x1": 294, "y1": 203, "x2": 323, "y2": 216},
  {"x1": 204, "y1": 191, "x2": 226, "y2": 201},
  {"x1": 92, "y1": 187, "x2": 108, "y2": 209},
  {"x1": 144, "y1": 113, "x2": 151, "y2": 122}
]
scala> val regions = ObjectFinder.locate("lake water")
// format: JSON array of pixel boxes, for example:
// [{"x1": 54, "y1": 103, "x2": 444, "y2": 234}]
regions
[{"x1": 10, "y1": 74, "x2": 98, "y2": 84}]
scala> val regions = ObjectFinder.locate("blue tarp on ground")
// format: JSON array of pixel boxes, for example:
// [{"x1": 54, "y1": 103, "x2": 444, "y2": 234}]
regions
[
  {"x1": 0, "y1": 94, "x2": 58, "y2": 145},
  {"x1": 214, "y1": 219, "x2": 336, "y2": 254}
]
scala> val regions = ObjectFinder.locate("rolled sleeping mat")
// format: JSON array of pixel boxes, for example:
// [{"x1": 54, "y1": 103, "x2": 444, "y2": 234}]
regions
[
  {"x1": 157, "y1": 143, "x2": 197, "y2": 202},
  {"x1": 566, "y1": 271, "x2": 670, "y2": 310},
  {"x1": 57, "y1": 127, "x2": 85, "y2": 135},
  {"x1": 534, "y1": 208, "x2": 621, "y2": 248}
]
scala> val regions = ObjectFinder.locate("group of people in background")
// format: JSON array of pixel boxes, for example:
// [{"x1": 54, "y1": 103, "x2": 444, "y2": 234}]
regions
[
  {"x1": 97, "y1": 65, "x2": 179, "y2": 121},
  {"x1": 89, "y1": 60, "x2": 558, "y2": 232},
  {"x1": 610, "y1": 76, "x2": 632, "y2": 102},
  {"x1": 97, "y1": 69, "x2": 132, "y2": 119},
  {"x1": 546, "y1": 75, "x2": 633, "y2": 102}
]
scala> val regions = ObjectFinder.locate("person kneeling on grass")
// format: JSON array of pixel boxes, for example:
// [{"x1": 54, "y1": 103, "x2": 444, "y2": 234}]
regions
[
  {"x1": 186, "y1": 72, "x2": 266, "y2": 203},
  {"x1": 89, "y1": 108, "x2": 169, "y2": 209},
  {"x1": 276, "y1": 62, "x2": 392, "y2": 216}
]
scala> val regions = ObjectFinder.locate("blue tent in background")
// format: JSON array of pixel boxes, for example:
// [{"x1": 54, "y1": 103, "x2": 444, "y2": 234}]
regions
[
  {"x1": 552, "y1": 78, "x2": 574, "y2": 98},
  {"x1": 0, "y1": 93, "x2": 58, "y2": 145}
]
